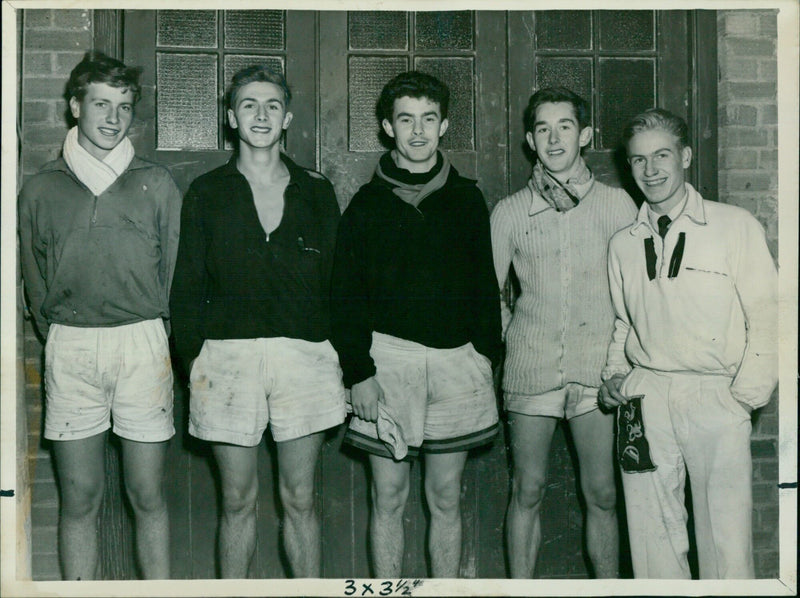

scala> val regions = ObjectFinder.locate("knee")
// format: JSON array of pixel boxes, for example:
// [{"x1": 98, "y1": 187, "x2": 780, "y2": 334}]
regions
[
  {"x1": 511, "y1": 470, "x2": 547, "y2": 510},
  {"x1": 60, "y1": 478, "x2": 104, "y2": 519},
  {"x1": 125, "y1": 482, "x2": 166, "y2": 515},
  {"x1": 425, "y1": 476, "x2": 462, "y2": 518},
  {"x1": 372, "y1": 477, "x2": 409, "y2": 517},
  {"x1": 221, "y1": 478, "x2": 258, "y2": 516},
  {"x1": 279, "y1": 477, "x2": 315, "y2": 517},
  {"x1": 582, "y1": 478, "x2": 617, "y2": 512}
]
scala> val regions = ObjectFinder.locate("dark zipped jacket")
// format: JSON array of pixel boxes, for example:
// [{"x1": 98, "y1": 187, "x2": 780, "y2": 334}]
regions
[
  {"x1": 169, "y1": 154, "x2": 340, "y2": 369},
  {"x1": 18, "y1": 157, "x2": 182, "y2": 339},
  {"x1": 330, "y1": 158, "x2": 502, "y2": 388}
]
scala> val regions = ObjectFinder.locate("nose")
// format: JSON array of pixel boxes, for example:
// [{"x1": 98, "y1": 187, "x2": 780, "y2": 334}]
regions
[
  {"x1": 412, "y1": 118, "x2": 423, "y2": 135},
  {"x1": 106, "y1": 107, "x2": 119, "y2": 124},
  {"x1": 548, "y1": 128, "x2": 559, "y2": 144},
  {"x1": 644, "y1": 156, "x2": 657, "y2": 176},
  {"x1": 256, "y1": 104, "x2": 268, "y2": 120}
]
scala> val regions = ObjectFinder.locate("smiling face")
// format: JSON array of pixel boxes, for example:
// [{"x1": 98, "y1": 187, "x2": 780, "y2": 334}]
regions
[
  {"x1": 382, "y1": 95, "x2": 449, "y2": 173},
  {"x1": 227, "y1": 81, "x2": 293, "y2": 151},
  {"x1": 527, "y1": 101, "x2": 592, "y2": 181},
  {"x1": 627, "y1": 127, "x2": 692, "y2": 214},
  {"x1": 69, "y1": 82, "x2": 135, "y2": 160}
]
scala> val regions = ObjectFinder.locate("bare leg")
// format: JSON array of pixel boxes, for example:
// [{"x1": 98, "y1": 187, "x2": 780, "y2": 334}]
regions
[
  {"x1": 424, "y1": 451, "x2": 469, "y2": 577},
  {"x1": 570, "y1": 409, "x2": 618, "y2": 578},
  {"x1": 120, "y1": 438, "x2": 170, "y2": 579},
  {"x1": 276, "y1": 432, "x2": 325, "y2": 577},
  {"x1": 505, "y1": 413, "x2": 558, "y2": 578},
  {"x1": 212, "y1": 443, "x2": 259, "y2": 578},
  {"x1": 52, "y1": 432, "x2": 107, "y2": 580},
  {"x1": 369, "y1": 455, "x2": 411, "y2": 577}
]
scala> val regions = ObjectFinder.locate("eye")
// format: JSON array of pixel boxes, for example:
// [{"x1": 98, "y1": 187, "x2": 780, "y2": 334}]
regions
[
  {"x1": 535, "y1": 126, "x2": 548, "y2": 135},
  {"x1": 95, "y1": 101, "x2": 107, "y2": 108},
  {"x1": 120, "y1": 105, "x2": 132, "y2": 113},
  {"x1": 630, "y1": 156, "x2": 644, "y2": 166}
]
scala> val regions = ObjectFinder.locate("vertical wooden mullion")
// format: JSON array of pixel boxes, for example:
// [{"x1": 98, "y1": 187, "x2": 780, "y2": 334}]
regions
[{"x1": 692, "y1": 10, "x2": 718, "y2": 200}]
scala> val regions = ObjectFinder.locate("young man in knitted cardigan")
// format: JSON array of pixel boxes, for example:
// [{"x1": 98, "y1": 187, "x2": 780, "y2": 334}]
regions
[
  {"x1": 19, "y1": 51, "x2": 181, "y2": 579},
  {"x1": 491, "y1": 87, "x2": 636, "y2": 578},
  {"x1": 331, "y1": 71, "x2": 502, "y2": 577}
]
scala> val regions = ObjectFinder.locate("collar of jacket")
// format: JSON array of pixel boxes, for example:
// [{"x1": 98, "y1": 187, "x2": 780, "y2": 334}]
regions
[
  {"x1": 218, "y1": 152, "x2": 323, "y2": 207},
  {"x1": 629, "y1": 182, "x2": 707, "y2": 237},
  {"x1": 41, "y1": 155, "x2": 155, "y2": 176},
  {"x1": 368, "y1": 153, "x2": 476, "y2": 192}
]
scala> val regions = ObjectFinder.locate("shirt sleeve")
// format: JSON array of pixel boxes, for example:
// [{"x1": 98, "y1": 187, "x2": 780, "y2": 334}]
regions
[
  {"x1": 489, "y1": 199, "x2": 514, "y2": 340},
  {"x1": 602, "y1": 237, "x2": 633, "y2": 381},
  {"x1": 317, "y1": 178, "x2": 341, "y2": 338},
  {"x1": 330, "y1": 198, "x2": 377, "y2": 388},
  {"x1": 157, "y1": 169, "x2": 183, "y2": 337},
  {"x1": 729, "y1": 213, "x2": 778, "y2": 409},
  {"x1": 169, "y1": 183, "x2": 207, "y2": 368},
  {"x1": 18, "y1": 182, "x2": 50, "y2": 340}
]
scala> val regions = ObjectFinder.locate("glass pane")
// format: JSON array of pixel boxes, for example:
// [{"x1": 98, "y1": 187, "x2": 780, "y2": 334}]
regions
[
  {"x1": 223, "y1": 55, "x2": 285, "y2": 92},
  {"x1": 224, "y1": 10, "x2": 285, "y2": 50},
  {"x1": 415, "y1": 12, "x2": 473, "y2": 51},
  {"x1": 414, "y1": 57, "x2": 474, "y2": 151},
  {"x1": 157, "y1": 53, "x2": 218, "y2": 150},
  {"x1": 157, "y1": 10, "x2": 217, "y2": 48},
  {"x1": 535, "y1": 58, "x2": 593, "y2": 108},
  {"x1": 598, "y1": 58, "x2": 655, "y2": 149},
  {"x1": 599, "y1": 11, "x2": 655, "y2": 51},
  {"x1": 348, "y1": 56, "x2": 409, "y2": 152},
  {"x1": 535, "y1": 11, "x2": 591, "y2": 51},
  {"x1": 349, "y1": 12, "x2": 408, "y2": 50}
]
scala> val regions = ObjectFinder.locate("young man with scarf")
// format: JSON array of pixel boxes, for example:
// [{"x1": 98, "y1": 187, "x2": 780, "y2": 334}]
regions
[
  {"x1": 170, "y1": 65, "x2": 345, "y2": 578},
  {"x1": 490, "y1": 87, "x2": 636, "y2": 578},
  {"x1": 18, "y1": 51, "x2": 181, "y2": 579},
  {"x1": 598, "y1": 109, "x2": 778, "y2": 578},
  {"x1": 331, "y1": 71, "x2": 502, "y2": 577}
]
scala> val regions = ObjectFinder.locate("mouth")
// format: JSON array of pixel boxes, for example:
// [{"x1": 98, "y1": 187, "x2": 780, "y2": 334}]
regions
[
  {"x1": 409, "y1": 139, "x2": 427, "y2": 147},
  {"x1": 98, "y1": 127, "x2": 120, "y2": 137},
  {"x1": 250, "y1": 126, "x2": 272, "y2": 134},
  {"x1": 643, "y1": 177, "x2": 668, "y2": 187},
  {"x1": 546, "y1": 149, "x2": 565, "y2": 156}
]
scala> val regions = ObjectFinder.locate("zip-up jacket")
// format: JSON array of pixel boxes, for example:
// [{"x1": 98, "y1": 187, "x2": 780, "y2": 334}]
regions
[
  {"x1": 331, "y1": 160, "x2": 502, "y2": 388},
  {"x1": 18, "y1": 156, "x2": 182, "y2": 339},
  {"x1": 603, "y1": 183, "x2": 778, "y2": 409},
  {"x1": 169, "y1": 154, "x2": 340, "y2": 368}
]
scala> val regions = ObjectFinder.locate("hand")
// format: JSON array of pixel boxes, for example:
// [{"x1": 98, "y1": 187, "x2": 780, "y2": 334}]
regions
[
  {"x1": 598, "y1": 374, "x2": 628, "y2": 409},
  {"x1": 351, "y1": 376, "x2": 383, "y2": 422}
]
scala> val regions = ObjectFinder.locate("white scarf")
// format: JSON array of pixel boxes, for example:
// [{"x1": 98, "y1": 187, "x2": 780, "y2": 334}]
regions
[{"x1": 62, "y1": 126, "x2": 135, "y2": 196}]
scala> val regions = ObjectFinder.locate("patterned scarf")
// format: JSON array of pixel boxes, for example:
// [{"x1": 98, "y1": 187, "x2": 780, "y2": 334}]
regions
[
  {"x1": 375, "y1": 151, "x2": 451, "y2": 208},
  {"x1": 530, "y1": 158, "x2": 592, "y2": 213},
  {"x1": 62, "y1": 126, "x2": 134, "y2": 196}
]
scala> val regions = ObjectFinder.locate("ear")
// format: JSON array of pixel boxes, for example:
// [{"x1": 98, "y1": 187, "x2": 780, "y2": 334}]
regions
[
  {"x1": 578, "y1": 126, "x2": 593, "y2": 148},
  {"x1": 381, "y1": 118, "x2": 396, "y2": 139},
  {"x1": 525, "y1": 131, "x2": 536, "y2": 152},
  {"x1": 282, "y1": 111, "x2": 293, "y2": 130},
  {"x1": 69, "y1": 97, "x2": 81, "y2": 120},
  {"x1": 227, "y1": 108, "x2": 238, "y2": 130},
  {"x1": 680, "y1": 145, "x2": 692, "y2": 169},
  {"x1": 438, "y1": 118, "x2": 449, "y2": 138}
]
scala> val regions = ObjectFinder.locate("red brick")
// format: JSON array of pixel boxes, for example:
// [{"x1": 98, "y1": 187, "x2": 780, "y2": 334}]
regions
[
  {"x1": 726, "y1": 82, "x2": 776, "y2": 101},
  {"x1": 754, "y1": 550, "x2": 779, "y2": 579},
  {"x1": 25, "y1": 30, "x2": 91, "y2": 52},
  {"x1": 23, "y1": 101, "x2": 54, "y2": 124},
  {"x1": 32, "y1": 526, "x2": 58, "y2": 555},
  {"x1": 753, "y1": 459, "x2": 778, "y2": 482},
  {"x1": 759, "y1": 14, "x2": 778, "y2": 37},
  {"x1": 32, "y1": 480, "x2": 58, "y2": 504},
  {"x1": 719, "y1": 127, "x2": 769, "y2": 147},
  {"x1": 759, "y1": 104, "x2": 777, "y2": 125},
  {"x1": 722, "y1": 13, "x2": 760, "y2": 36},
  {"x1": 23, "y1": 77, "x2": 69, "y2": 101},
  {"x1": 720, "y1": 58, "x2": 759, "y2": 81},
  {"x1": 21, "y1": 148, "x2": 61, "y2": 176},
  {"x1": 721, "y1": 172, "x2": 772, "y2": 192},
  {"x1": 724, "y1": 37, "x2": 775, "y2": 57},
  {"x1": 752, "y1": 482, "x2": 776, "y2": 505},
  {"x1": 32, "y1": 555, "x2": 61, "y2": 581},
  {"x1": 758, "y1": 149, "x2": 777, "y2": 170},
  {"x1": 759, "y1": 60, "x2": 777, "y2": 82},
  {"x1": 24, "y1": 123, "x2": 70, "y2": 147},
  {"x1": 24, "y1": 53, "x2": 54, "y2": 76},
  {"x1": 720, "y1": 149, "x2": 758, "y2": 169},
  {"x1": 756, "y1": 506, "x2": 779, "y2": 530},
  {"x1": 32, "y1": 503, "x2": 59, "y2": 527},
  {"x1": 55, "y1": 52, "x2": 87, "y2": 76},
  {"x1": 24, "y1": 10, "x2": 54, "y2": 28},
  {"x1": 720, "y1": 104, "x2": 758, "y2": 127},
  {"x1": 52, "y1": 9, "x2": 92, "y2": 31}
]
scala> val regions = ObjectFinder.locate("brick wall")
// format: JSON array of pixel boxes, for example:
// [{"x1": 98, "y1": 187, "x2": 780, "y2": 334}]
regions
[
  {"x1": 717, "y1": 10, "x2": 779, "y2": 579},
  {"x1": 19, "y1": 8, "x2": 93, "y2": 581}
]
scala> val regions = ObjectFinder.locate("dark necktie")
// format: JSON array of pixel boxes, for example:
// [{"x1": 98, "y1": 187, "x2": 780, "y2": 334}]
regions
[{"x1": 657, "y1": 215, "x2": 671, "y2": 239}]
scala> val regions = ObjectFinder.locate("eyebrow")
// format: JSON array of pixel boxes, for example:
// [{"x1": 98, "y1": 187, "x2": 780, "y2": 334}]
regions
[
  {"x1": 396, "y1": 110, "x2": 439, "y2": 118},
  {"x1": 534, "y1": 117, "x2": 577, "y2": 127},
  {"x1": 238, "y1": 97, "x2": 284, "y2": 106},
  {"x1": 629, "y1": 147, "x2": 675, "y2": 158}
]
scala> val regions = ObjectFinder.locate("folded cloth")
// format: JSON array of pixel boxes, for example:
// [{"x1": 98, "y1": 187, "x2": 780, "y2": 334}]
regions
[
  {"x1": 345, "y1": 399, "x2": 414, "y2": 460},
  {"x1": 616, "y1": 395, "x2": 657, "y2": 473}
]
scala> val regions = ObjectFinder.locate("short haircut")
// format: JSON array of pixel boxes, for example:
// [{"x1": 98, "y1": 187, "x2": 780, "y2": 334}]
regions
[
  {"x1": 622, "y1": 108, "x2": 689, "y2": 150},
  {"x1": 227, "y1": 65, "x2": 291, "y2": 110},
  {"x1": 523, "y1": 87, "x2": 591, "y2": 132},
  {"x1": 377, "y1": 71, "x2": 450, "y2": 122},
  {"x1": 65, "y1": 51, "x2": 142, "y2": 104}
]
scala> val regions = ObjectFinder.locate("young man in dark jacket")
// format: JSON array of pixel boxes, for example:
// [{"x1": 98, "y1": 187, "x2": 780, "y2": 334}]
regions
[
  {"x1": 18, "y1": 51, "x2": 181, "y2": 580},
  {"x1": 170, "y1": 65, "x2": 345, "y2": 578},
  {"x1": 331, "y1": 71, "x2": 502, "y2": 577}
]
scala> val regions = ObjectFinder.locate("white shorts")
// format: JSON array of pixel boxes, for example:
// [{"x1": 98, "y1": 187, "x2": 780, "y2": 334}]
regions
[
  {"x1": 345, "y1": 332, "x2": 499, "y2": 459},
  {"x1": 44, "y1": 319, "x2": 175, "y2": 442},
  {"x1": 505, "y1": 383, "x2": 599, "y2": 420},
  {"x1": 189, "y1": 337, "x2": 347, "y2": 445}
]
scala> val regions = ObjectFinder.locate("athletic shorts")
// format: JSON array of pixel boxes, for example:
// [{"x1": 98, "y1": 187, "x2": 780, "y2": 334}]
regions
[
  {"x1": 189, "y1": 337, "x2": 347, "y2": 445},
  {"x1": 44, "y1": 319, "x2": 174, "y2": 442},
  {"x1": 505, "y1": 382, "x2": 599, "y2": 420},
  {"x1": 344, "y1": 332, "x2": 499, "y2": 459}
]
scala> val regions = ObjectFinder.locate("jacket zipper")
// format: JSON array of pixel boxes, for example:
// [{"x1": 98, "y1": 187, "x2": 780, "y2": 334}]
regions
[{"x1": 91, "y1": 195, "x2": 99, "y2": 225}]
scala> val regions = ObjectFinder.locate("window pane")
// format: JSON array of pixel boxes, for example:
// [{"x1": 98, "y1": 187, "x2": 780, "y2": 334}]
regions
[
  {"x1": 415, "y1": 12, "x2": 473, "y2": 51},
  {"x1": 598, "y1": 58, "x2": 655, "y2": 149},
  {"x1": 414, "y1": 57, "x2": 474, "y2": 151},
  {"x1": 599, "y1": 11, "x2": 655, "y2": 51},
  {"x1": 223, "y1": 55, "x2": 285, "y2": 91},
  {"x1": 535, "y1": 11, "x2": 591, "y2": 51},
  {"x1": 157, "y1": 10, "x2": 217, "y2": 48},
  {"x1": 349, "y1": 56, "x2": 409, "y2": 151},
  {"x1": 349, "y1": 12, "x2": 408, "y2": 50},
  {"x1": 535, "y1": 58, "x2": 593, "y2": 108},
  {"x1": 224, "y1": 10, "x2": 285, "y2": 50},
  {"x1": 157, "y1": 53, "x2": 218, "y2": 150}
]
